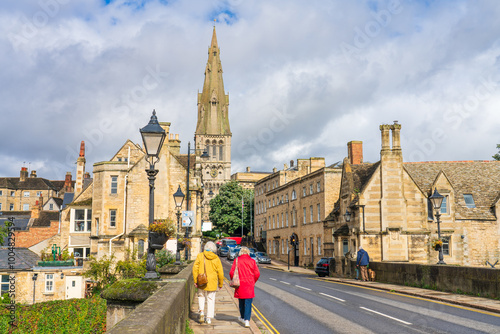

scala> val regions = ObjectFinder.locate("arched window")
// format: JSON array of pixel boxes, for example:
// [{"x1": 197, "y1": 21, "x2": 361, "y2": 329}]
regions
[{"x1": 291, "y1": 190, "x2": 296, "y2": 200}]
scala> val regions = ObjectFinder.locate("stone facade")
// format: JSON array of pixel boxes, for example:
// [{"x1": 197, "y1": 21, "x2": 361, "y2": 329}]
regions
[
  {"x1": 254, "y1": 158, "x2": 342, "y2": 266},
  {"x1": 231, "y1": 167, "x2": 271, "y2": 190},
  {"x1": 327, "y1": 122, "x2": 500, "y2": 273}
]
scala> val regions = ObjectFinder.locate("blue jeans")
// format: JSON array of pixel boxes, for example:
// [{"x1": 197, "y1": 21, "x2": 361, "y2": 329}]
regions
[{"x1": 238, "y1": 298, "x2": 253, "y2": 321}]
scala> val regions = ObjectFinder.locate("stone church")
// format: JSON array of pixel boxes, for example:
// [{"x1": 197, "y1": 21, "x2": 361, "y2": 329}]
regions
[{"x1": 60, "y1": 27, "x2": 232, "y2": 262}]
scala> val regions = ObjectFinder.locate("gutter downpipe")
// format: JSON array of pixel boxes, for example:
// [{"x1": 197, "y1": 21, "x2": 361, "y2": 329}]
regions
[{"x1": 109, "y1": 148, "x2": 130, "y2": 255}]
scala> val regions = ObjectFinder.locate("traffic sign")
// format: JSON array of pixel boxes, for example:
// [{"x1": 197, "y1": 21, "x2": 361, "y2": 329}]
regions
[{"x1": 182, "y1": 211, "x2": 194, "y2": 227}]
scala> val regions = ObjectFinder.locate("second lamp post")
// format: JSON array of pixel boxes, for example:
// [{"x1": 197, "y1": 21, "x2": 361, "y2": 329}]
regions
[
  {"x1": 429, "y1": 189, "x2": 446, "y2": 265},
  {"x1": 173, "y1": 186, "x2": 185, "y2": 265}
]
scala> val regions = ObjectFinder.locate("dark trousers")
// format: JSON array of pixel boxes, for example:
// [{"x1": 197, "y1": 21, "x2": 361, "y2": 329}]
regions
[{"x1": 238, "y1": 298, "x2": 253, "y2": 321}]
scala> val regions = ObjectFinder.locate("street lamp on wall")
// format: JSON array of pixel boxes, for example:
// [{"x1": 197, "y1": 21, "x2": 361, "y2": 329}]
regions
[
  {"x1": 429, "y1": 189, "x2": 446, "y2": 265},
  {"x1": 140, "y1": 110, "x2": 166, "y2": 279},
  {"x1": 344, "y1": 209, "x2": 351, "y2": 223},
  {"x1": 173, "y1": 185, "x2": 185, "y2": 265},
  {"x1": 32, "y1": 273, "x2": 38, "y2": 304}
]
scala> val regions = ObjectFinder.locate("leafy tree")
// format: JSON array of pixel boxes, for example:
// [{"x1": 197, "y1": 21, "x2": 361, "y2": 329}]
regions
[
  {"x1": 208, "y1": 181, "x2": 254, "y2": 236},
  {"x1": 493, "y1": 144, "x2": 500, "y2": 161},
  {"x1": 0, "y1": 225, "x2": 7, "y2": 245}
]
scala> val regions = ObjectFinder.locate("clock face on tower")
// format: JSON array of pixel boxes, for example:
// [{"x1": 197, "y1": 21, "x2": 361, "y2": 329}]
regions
[{"x1": 210, "y1": 168, "x2": 217, "y2": 178}]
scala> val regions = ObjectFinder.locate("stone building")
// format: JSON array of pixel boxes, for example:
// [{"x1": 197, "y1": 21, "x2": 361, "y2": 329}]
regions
[
  {"x1": 327, "y1": 122, "x2": 500, "y2": 273},
  {"x1": 254, "y1": 158, "x2": 342, "y2": 266},
  {"x1": 0, "y1": 167, "x2": 73, "y2": 212},
  {"x1": 195, "y1": 27, "x2": 232, "y2": 209},
  {"x1": 231, "y1": 167, "x2": 271, "y2": 190}
]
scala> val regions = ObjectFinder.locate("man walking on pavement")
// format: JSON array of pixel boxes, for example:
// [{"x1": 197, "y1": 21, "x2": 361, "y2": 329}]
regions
[{"x1": 356, "y1": 246, "x2": 369, "y2": 282}]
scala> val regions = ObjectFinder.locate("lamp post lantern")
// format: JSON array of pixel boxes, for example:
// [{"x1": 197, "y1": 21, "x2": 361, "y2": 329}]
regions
[
  {"x1": 173, "y1": 185, "x2": 185, "y2": 265},
  {"x1": 429, "y1": 189, "x2": 446, "y2": 265},
  {"x1": 140, "y1": 110, "x2": 166, "y2": 279},
  {"x1": 344, "y1": 209, "x2": 351, "y2": 223}
]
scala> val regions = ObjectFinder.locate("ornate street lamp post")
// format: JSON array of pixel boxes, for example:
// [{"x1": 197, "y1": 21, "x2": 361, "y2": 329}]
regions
[
  {"x1": 140, "y1": 110, "x2": 166, "y2": 279},
  {"x1": 429, "y1": 189, "x2": 446, "y2": 265},
  {"x1": 173, "y1": 185, "x2": 185, "y2": 265}
]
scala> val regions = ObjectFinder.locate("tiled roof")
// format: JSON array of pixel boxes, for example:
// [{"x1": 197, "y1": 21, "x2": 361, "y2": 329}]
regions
[
  {"x1": 0, "y1": 177, "x2": 58, "y2": 191},
  {"x1": 0, "y1": 248, "x2": 39, "y2": 270},
  {"x1": 351, "y1": 162, "x2": 380, "y2": 193},
  {"x1": 404, "y1": 161, "x2": 500, "y2": 220},
  {"x1": 31, "y1": 211, "x2": 60, "y2": 227},
  {"x1": 176, "y1": 154, "x2": 196, "y2": 171}
]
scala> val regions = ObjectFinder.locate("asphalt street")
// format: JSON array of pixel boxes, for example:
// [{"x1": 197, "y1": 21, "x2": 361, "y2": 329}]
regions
[{"x1": 221, "y1": 258, "x2": 500, "y2": 334}]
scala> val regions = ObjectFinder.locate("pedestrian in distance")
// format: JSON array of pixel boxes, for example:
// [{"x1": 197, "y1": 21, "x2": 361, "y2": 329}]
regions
[
  {"x1": 230, "y1": 246, "x2": 260, "y2": 328},
  {"x1": 192, "y1": 241, "x2": 224, "y2": 324},
  {"x1": 356, "y1": 246, "x2": 370, "y2": 281}
]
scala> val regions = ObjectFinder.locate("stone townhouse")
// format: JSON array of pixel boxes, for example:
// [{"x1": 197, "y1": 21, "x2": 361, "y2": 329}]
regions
[
  {"x1": 254, "y1": 157, "x2": 342, "y2": 266},
  {"x1": 0, "y1": 167, "x2": 73, "y2": 212},
  {"x1": 326, "y1": 122, "x2": 500, "y2": 274}
]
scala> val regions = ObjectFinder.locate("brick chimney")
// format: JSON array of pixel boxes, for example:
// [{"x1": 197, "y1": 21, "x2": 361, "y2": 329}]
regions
[
  {"x1": 64, "y1": 172, "x2": 73, "y2": 192},
  {"x1": 84, "y1": 172, "x2": 90, "y2": 179},
  {"x1": 31, "y1": 200, "x2": 42, "y2": 218},
  {"x1": 20, "y1": 167, "x2": 28, "y2": 182},
  {"x1": 75, "y1": 141, "x2": 86, "y2": 195},
  {"x1": 30, "y1": 170, "x2": 37, "y2": 178},
  {"x1": 347, "y1": 141, "x2": 363, "y2": 165}
]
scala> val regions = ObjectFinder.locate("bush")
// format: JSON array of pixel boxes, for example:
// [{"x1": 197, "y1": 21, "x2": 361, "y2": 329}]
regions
[{"x1": 155, "y1": 249, "x2": 175, "y2": 268}]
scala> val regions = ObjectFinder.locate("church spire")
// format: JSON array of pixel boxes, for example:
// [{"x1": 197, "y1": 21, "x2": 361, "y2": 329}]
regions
[{"x1": 195, "y1": 26, "x2": 231, "y2": 136}]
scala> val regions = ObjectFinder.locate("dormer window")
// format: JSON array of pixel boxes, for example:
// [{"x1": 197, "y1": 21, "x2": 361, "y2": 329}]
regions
[{"x1": 463, "y1": 194, "x2": 476, "y2": 208}]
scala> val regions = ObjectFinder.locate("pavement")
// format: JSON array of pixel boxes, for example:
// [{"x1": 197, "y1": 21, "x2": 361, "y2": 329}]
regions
[{"x1": 189, "y1": 259, "x2": 500, "y2": 334}]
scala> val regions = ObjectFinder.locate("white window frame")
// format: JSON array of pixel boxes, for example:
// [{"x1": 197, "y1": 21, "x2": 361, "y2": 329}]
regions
[
  {"x1": 292, "y1": 209, "x2": 296, "y2": 226},
  {"x1": 281, "y1": 213, "x2": 284, "y2": 228},
  {"x1": 72, "y1": 247, "x2": 90, "y2": 258},
  {"x1": 317, "y1": 181, "x2": 321, "y2": 192},
  {"x1": 318, "y1": 237, "x2": 322, "y2": 255},
  {"x1": 291, "y1": 190, "x2": 296, "y2": 200},
  {"x1": 36, "y1": 191, "x2": 42, "y2": 197},
  {"x1": 464, "y1": 194, "x2": 476, "y2": 208},
  {"x1": 45, "y1": 274, "x2": 54, "y2": 293},
  {"x1": 23, "y1": 191, "x2": 30, "y2": 197},
  {"x1": 442, "y1": 236, "x2": 451, "y2": 256},
  {"x1": 303, "y1": 187, "x2": 306, "y2": 197},
  {"x1": 23, "y1": 203, "x2": 29, "y2": 211},
  {"x1": 310, "y1": 205, "x2": 313, "y2": 223},
  {"x1": 72, "y1": 208, "x2": 92, "y2": 232},
  {"x1": 303, "y1": 207, "x2": 306, "y2": 224},
  {"x1": 10, "y1": 191, "x2": 15, "y2": 197},
  {"x1": 303, "y1": 238, "x2": 307, "y2": 255},
  {"x1": 286, "y1": 212, "x2": 289, "y2": 227},
  {"x1": 1, "y1": 275, "x2": 9, "y2": 295},
  {"x1": 440, "y1": 195, "x2": 448, "y2": 214},
  {"x1": 310, "y1": 184, "x2": 313, "y2": 195},
  {"x1": 9, "y1": 203, "x2": 14, "y2": 210},
  {"x1": 317, "y1": 203, "x2": 321, "y2": 221}
]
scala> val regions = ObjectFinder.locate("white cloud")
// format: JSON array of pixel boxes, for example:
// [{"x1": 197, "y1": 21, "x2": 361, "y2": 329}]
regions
[{"x1": 0, "y1": 0, "x2": 499, "y2": 180}]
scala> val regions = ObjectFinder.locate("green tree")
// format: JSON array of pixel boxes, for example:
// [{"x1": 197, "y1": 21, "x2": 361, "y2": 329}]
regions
[
  {"x1": 493, "y1": 144, "x2": 500, "y2": 161},
  {"x1": 0, "y1": 225, "x2": 7, "y2": 245},
  {"x1": 208, "y1": 181, "x2": 254, "y2": 236}
]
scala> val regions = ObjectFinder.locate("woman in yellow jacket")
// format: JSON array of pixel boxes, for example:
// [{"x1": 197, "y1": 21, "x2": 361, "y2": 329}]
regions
[{"x1": 192, "y1": 241, "x2": 224, "y2": 324}]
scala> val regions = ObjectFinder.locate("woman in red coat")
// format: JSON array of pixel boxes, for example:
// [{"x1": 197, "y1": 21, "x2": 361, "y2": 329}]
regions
[{"x1": 230, "y1": 246, "x2": 260, "y2": 328}]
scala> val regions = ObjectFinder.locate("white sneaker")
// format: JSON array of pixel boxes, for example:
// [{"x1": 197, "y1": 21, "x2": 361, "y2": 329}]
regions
[
  {"x1": 206, "y1": 318, "x2": 211, "y2": 324},
  {"x1": 238, "y1": 317, "x2": 245, "y2": 324},
  {"x1": 244, "y1": 320, "x2": 250, "y2": 327}
]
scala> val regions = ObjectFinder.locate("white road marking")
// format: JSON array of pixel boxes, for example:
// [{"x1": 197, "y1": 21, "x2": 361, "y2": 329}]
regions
[
  {"x1": 269, "y1": 278, "x2": 277, "y2": 281},
  {"x1": 296, "y1": 285, "x2": 312, "y2": 291},
  {"x1": 319, "y1": 292, "x2": 345, "y2": 302},
  {"x1": 360, "y1": 307, "x2": 412, "y2": 325},
  {"x1": 280, "y1": 281, "x2": 291, "y2": 285}
]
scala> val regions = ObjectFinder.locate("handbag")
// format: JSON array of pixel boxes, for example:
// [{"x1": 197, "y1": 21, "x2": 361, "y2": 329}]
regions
[
  {"x1": 230, "y1": 258, "x2": 240, "y2": 288},
  {"x1": 197, "y1": 254, "x2": 208, "y2": 287}
]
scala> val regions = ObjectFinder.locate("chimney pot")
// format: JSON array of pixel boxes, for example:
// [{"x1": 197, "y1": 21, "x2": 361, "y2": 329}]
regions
[
  {"x1": 347, "y1": 141, "x2": 363, "y2": 165},
  {"x1": 273, "y1": 167, "x2": 277, "y2": 173},
  {"x1": 290, "y1": 160, "x2": 294, "y2": 167},
  {"x1": 246, "y1": 167, "x2": 251, "y2": 172},
  {"x1": 30, "y1": 170, "x2": 37, "y2": 178}
]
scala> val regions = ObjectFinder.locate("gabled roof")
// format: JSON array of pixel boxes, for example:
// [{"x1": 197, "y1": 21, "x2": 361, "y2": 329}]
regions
[
  {"x1": 0, "y1": 248, "x2": 39, "y2": 270},
  {"x1": 0, "y1": 177, "x2": 58, "y2": 191},
  {"x1": 351, "y1": 162, "x2": 380, "y2": 194},
  {"x1": 62, "y1": 193, "x2": 74, "y2": 209},
  {"x1": 31, "y1": 211, "x2": 60, "y2": 227},
  {"x1": 176, "y1": 154, "x2": 196, "y2": 171},
  {"x1": 404, "y1": 161, "x2": 500, "y2": 220}
]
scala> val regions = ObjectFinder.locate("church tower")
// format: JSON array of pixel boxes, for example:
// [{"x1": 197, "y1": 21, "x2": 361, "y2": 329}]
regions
[{"x1": 195, "y1": 26, "x2": 232, "y2": 206}]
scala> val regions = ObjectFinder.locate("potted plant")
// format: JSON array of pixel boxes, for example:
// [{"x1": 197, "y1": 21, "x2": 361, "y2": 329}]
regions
[
  {"x1": 148, "y1": 218, "x2": 176, "y2": 250},
  {"x1": 178, "y1": 238, "x2": 191, "y2": 250},
  {"x1": 431, "y1": 239, "x2": 443, "y2": 251}
]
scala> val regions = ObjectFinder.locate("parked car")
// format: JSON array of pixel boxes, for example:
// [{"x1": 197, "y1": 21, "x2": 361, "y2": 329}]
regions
[
  {"x1": 227, "y1": 247, "x2": 241, "y2": 261},
  {"x1": 248, "y1": 248, "x2": 257, "y2": 254},
  {"x1": 315, "y1": 257, "x2": 334, "y2": 277},
  {"x1": 249, "y1": 252, "x2": 258, "y2": 263},
  {"x1": 220, "y1": 239, "x2": 238, "y2": 247},
  {"x1": 255, "y1": 252, "x2": 271, "y2": 264},
  {"x1": 218, "y1": 246, "x2": 230, "y2": 257}
]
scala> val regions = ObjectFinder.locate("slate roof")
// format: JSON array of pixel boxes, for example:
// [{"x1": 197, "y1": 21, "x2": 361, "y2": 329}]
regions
[
  {"x1": 0, "y1": 177, "x2": 58, "y2": 191},
  {"x1": 31, "y1": 211, "x2": 60, "y2": 227},
  {"x1": 176, "y1": 154, "x2": 196, "y2": 171},
  {"x1": 0, "y1": 248, "x2": 39, "y2": 270},
  {"x1": 351, "y1": 162, "x2": 380, "y2": 194},
  {"x1": 404, "y1": 161, "x2": 500, "y2": 220},
  {"x1": 62, "y1": 193, "x2": 75, "y2": 208}
]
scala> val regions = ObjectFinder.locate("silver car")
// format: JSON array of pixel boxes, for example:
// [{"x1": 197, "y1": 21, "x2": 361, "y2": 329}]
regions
[
  {"x1": 256, "y1": 252, "x2": 271, "y2": 264},
  {"x1": 227, "y1": 247, "x2": 240, "y2": 261}
]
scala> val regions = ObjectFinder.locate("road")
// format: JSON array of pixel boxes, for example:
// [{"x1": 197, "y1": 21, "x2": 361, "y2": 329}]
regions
[{"x1": 221, "y1": 258, "x2": 500, "y2": 334}]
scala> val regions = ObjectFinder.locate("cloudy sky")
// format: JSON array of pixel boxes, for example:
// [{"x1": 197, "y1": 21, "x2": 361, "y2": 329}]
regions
[{"x1": 1, "y1": 0, "x2": 499, "y2": 180}]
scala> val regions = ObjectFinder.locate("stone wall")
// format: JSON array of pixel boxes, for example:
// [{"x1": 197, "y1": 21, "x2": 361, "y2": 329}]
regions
[
  {"x1": 350, "y1": 261, "x2": 500, "y2": 298},
  {"x1": 107, "y1": 264, "x2": 195, "y2": 334}
]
